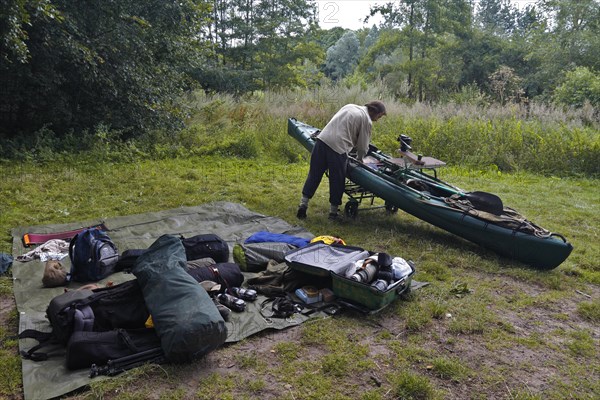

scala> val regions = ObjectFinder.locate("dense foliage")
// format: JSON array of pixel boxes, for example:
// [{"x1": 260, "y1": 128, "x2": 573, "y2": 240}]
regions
[
  {"x1": 0, "y1": 0, "x2": 599, "y2": 160},
  {"x1": 0, "y1": 0, "x2": 211, "y2": 136},
  {"x1": 2, "y1": 88, "x2": 598, "y2": 177}
]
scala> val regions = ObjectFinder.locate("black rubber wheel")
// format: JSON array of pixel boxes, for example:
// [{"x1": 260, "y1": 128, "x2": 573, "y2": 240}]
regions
[
  {"x1": 344, "y1": 201, "x2": 359, "y2": 219},
  {"x1": 385, "y1": 202, "x2": 398, "y2": 214}
]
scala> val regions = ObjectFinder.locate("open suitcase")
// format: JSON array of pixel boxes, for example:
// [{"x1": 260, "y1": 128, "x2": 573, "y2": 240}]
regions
[{"x1": 284, "y1": 242, "x2": 415, "y2": 311}]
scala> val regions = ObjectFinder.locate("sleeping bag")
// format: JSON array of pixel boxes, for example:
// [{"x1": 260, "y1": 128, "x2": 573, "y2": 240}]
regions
[
  {"x1": 132, "y1": 234, "x2": 227, "y2": 363},
  {"x1": 233, "y1": 242, "x2": 297, "y2": 272}
]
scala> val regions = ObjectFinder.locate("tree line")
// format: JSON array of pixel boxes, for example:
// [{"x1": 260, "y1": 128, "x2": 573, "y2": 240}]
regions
[{"x1": 1, "y1": 0, "x2": 599, "y2": 138}]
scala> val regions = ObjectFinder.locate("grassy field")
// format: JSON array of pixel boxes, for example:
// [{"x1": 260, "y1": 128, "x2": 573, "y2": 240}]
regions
[
  {"x1": 1, "y1": 156, "x2": 598, "y2": 399},
  {"x1": 0, "y1": 95, "x2": 599, "y2": 399}
]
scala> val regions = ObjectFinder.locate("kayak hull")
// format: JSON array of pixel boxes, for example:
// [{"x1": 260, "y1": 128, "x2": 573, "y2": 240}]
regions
[{"x1": 288, "y1": 118, "x2": 573, "y2": 270}]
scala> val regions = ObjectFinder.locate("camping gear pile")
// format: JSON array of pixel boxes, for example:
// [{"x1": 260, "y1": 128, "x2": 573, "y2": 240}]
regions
[
  {"x1": 20, "y1": 231, "x2": 230, "y2": 376},
  {"x1": 12, "y1": 203, "x2": 324, "y2": 399},
  {"x1": 17, "y1": 223, "x2": 416, "y2": 383}
]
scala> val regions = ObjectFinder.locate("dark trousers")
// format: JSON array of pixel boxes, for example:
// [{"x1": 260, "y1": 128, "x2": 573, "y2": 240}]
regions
[{"x1": 301, "y1": 139, "x2": 348, "y2": 206}]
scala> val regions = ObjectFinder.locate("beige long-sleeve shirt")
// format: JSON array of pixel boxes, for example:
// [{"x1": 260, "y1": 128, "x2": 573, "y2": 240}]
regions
[{"x1": 317, "y1": 104, "x2": 372, "y2": 161}]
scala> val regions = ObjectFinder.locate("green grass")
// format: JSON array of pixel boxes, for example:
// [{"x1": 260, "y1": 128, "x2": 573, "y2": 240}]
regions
[
  {"x1": 196, "y1": 373, "x2": 236, "y2": 400},
  {"x1": 0, "y1": 97, "x2": 598, "y2": 399},
  {"x1": 0, "y1": 277, "x2": 13, "y2": 296},
  {"x1": 234, "y1": 351, "x2": 266, "y2": 371},
  {"x1": 272, "y1": 341, "x2": 302, "y2": 363},
  {"x1": 430, "y1": 356, "x2": 471, "y2": 381},
  {"x1": 567, "y1": 330, "x2": 596, "y2": 357},
  {"x1": 390, "y1": 370, "x2": 439, "y2": 400},
  {"x1": 577, "y1": 299, "x2": 600, "y2": 322}
]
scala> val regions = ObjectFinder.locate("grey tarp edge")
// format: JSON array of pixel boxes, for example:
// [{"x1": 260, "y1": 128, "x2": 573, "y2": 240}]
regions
[{"x1": 13, "y1": 202, "x2": 314, "y2": 400}]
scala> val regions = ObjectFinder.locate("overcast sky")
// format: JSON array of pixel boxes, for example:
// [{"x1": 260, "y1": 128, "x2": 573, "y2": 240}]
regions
[{"x1": 316, "y1": 0, "x2": 538, "y2": 30}]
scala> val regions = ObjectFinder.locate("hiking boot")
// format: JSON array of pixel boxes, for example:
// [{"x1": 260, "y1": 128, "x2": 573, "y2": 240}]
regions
[
  {"x1": 296, "y1": 205, "x2": 308, "y2": 219},
  {"x1": 328, "y1": 212, "x2": 340, "y2": 221}
]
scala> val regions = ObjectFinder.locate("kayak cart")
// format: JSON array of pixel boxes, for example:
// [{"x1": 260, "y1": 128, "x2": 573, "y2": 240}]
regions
[{"x1": 343, "y1": 178, "x2": 398, "y2": 218}]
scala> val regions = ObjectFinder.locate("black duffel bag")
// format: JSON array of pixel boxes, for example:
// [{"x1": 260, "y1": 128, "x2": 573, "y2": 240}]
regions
[
  {"x1": 186, "y1": 262, "x2": 244, "y2": 288},
  {"x1": 115, "y1": 234, "x2": 230, "y2": 272},
  {"x1": 181, "y1": 234, "x2": 229, "y2": 263},
  {"x1": 67, "y1": 328, "x2": 162, "y2": 370}
]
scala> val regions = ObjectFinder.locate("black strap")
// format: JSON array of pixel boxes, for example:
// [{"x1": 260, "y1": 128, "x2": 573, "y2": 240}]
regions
[
  {"x1": 260, "y1": 295, "x2": 302, "y2": 319},
  {"x1": 208, "y1": 266, "x2": 232, "y2": 293},
  {"x1": 300, "y1": 302, "x2": 341, "y2": 316},
  {"x1": 20, "y1": 346, "x2": 49, "y2": 361},
  {"x1": 67, "y1": 233, "x2": 78, "y2": 282},
  {"x1": 117, "y1": 329, "x2": 140, "y2": 353},
  {"x1": 18, "y1": 329, "x2": 53, "y2": 342},
  {"x1": 18, "y1": 329, "x2": 57, "y2": 361}
]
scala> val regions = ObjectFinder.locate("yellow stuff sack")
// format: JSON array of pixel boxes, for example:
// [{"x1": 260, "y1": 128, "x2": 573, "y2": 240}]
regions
[{"x1": 310, "y1": 235, "x2": 346, "y2": 246}]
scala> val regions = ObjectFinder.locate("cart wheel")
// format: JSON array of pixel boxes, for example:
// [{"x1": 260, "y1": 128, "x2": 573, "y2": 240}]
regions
[
  {"x1": 345, "y1": 201, "x2": 359, "y2": 219},
  {"x1": 385, "y1": 202, "x2": 398, "y2": 214}
]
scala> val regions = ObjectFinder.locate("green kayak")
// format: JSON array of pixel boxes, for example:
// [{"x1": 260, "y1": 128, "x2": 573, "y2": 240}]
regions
[{"x1": 288, "y1": 118, "x2": 573, "y2": 270}]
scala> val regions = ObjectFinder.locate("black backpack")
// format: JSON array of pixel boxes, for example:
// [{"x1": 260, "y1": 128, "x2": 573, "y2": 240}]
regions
[
  {"x1": 67, "y1": 329, "x2": 163, "y2": 372},
  {"x1": 20, "y1": 280, "x2": 154, "y2": 362},
  {"x1": 69, "y1": 228, "x2": 119, "y2": 282}
]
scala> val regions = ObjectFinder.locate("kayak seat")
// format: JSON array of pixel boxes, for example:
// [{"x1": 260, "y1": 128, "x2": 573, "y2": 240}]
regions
[{"x1": 406, "y1": 179, "x2": 431, "y2": 194}]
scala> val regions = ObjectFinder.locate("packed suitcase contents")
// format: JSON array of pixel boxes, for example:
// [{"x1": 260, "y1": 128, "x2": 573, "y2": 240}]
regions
[{"x1": 18, "y1": 227, "x2": 416, "y2": 378}]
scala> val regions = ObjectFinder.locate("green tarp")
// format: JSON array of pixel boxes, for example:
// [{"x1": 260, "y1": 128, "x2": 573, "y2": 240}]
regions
[{"x1": 13, "y1": 202, "x2": 315, "y2": 400}]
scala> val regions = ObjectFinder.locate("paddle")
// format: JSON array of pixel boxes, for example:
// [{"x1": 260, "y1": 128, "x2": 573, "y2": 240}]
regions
[
  {"x1": 404, "y1": 172, "x2": 504, "y2": 214},
  {"x1": 415, "y1": 176, "x2": 504, "y2": 214},
  {"x1": 366, "y1": 145, "x2": 504, "y2": 214}
]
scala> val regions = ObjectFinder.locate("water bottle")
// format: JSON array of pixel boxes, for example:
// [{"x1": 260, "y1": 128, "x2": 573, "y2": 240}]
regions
[
  {"x1": 217, "y1": 293, "x2": 246, "y2": 312},
  {"x1": 230, "y1": 287, "x2": 257, "y2": 302}
]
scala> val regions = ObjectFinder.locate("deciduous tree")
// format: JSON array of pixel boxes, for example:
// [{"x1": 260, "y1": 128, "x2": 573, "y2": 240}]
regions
[
  {"x1": 0, "y1": 0, "x2": 211, "y2": 137},
  {"x1": 324, "y1": 31, "x2": 360, "y2": 81}
]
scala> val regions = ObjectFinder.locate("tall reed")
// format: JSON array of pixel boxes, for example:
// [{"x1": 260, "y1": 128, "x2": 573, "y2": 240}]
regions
[{"x1": 183, "y1": 86, "x2": 598, "y2": 176}]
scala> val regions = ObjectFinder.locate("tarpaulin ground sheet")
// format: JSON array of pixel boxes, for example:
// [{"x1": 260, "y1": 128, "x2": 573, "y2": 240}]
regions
[{"x1": 12, "y1": 202, "x2": 315, "y2": 400}]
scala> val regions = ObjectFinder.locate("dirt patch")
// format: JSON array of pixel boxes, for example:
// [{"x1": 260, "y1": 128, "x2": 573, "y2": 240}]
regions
[
  {"x1": 393, "y1": 273, "x2": 600, "y2": 399},
  {"x1": 3, "y1": 269, "x2": 598, "y2": 400},
  {"x1": 0, "y1": 295, "x2": 16, "y2": 321},
  {"x1": 175, "y1": 272, "x2": 598, "y2": 400},
  {"x1": 195, "y1": 271, "x2": 598, "y2": 400}
]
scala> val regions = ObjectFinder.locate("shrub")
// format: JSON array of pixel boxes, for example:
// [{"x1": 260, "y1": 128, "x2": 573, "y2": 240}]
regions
[{"x1": 554, "y1": 67, "x2": 600, "y2": 108}]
